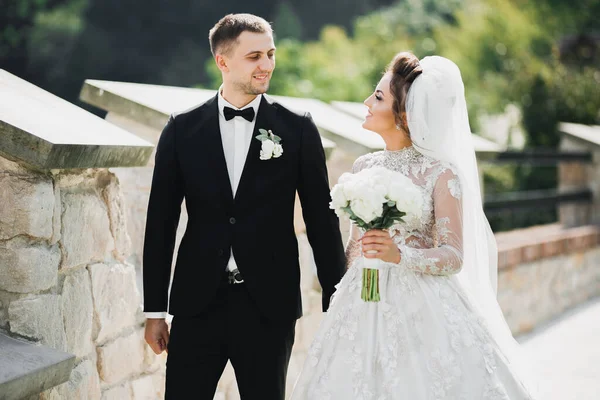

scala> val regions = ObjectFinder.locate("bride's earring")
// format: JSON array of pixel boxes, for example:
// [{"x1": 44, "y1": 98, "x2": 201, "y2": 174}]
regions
[{"x1": 396, "y1": 124, "x2": 402, "y2": 130}]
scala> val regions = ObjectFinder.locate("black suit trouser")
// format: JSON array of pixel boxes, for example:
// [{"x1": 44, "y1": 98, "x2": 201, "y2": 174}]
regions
[{"x1": 165, "y1": 273, "x2": 296, "y2": 399}]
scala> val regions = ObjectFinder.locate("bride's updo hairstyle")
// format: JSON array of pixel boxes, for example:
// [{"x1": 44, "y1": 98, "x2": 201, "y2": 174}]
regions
[{"x1": 386, "y1": 52, "x2": 423, "y2": 132}]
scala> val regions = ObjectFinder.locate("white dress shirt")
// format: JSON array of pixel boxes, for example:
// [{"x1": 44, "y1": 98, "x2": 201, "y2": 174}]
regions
[{"x1": 145, "y1": 91, "x2": 262, "y2": 319}]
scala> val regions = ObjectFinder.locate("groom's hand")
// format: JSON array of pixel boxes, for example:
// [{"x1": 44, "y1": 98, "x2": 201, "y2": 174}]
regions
[{"x1": 144, "y1": 318, "x2": 170, "y2": 355}]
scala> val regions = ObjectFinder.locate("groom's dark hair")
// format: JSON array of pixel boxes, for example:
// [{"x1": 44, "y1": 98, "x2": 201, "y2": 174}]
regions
[{"x1": 209, "y1": 14, "x2": 272, "y2": 57}]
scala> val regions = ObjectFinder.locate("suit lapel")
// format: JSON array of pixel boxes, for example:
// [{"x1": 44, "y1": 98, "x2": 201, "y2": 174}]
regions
[
  {"x1": 234, "y1": 96, "x2": 277, "y2": 203},
  {"x1": 197, "y1": 95, "x2": 234, "y2": 205}
]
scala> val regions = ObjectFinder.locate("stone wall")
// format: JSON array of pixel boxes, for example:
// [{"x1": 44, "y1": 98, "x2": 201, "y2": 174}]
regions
[
  {"x1": 0, "y1": 155, "x2": 165, "y2": 400},
  {"x1": 496, "y1": 224, "x2": 600, "y2": 335}
]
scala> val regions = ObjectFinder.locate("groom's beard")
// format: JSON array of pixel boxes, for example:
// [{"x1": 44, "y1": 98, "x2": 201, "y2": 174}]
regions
[{"x1": 234, "y1": 78, "x2": 270, "y2": 95}]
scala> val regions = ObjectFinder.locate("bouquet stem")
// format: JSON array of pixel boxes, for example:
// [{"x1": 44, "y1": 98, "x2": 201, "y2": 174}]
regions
[{"x1": 361, "y1": 268, "x2": 380, "y2": 302}]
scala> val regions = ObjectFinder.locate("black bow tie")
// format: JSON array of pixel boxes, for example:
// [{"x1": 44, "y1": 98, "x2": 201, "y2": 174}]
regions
[{"x1": 223, "y1": 106, "x2": 255, "y2": 122}]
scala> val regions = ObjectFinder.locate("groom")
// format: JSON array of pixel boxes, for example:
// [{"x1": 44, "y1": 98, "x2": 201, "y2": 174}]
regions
[{"x1": 143, "y1": 13, "x2": 346, "y2": 399}]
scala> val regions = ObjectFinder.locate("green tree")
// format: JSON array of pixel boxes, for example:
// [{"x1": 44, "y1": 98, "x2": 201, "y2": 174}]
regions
[
  {"x1": 273, "y1": 2, "x2": 303, "y2": 40},
  {"x1": 0, "y1": 0, "x2": 72, "y2": 81},
  {"x1": 26, "y1": 0, "x2": 87, "y2": 96},
  {"x1": 434, "y1": 0, "x2": 551, "y2": 119}
]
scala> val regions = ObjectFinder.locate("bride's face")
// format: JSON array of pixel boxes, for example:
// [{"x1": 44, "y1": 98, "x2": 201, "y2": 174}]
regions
[{"x1": 362, "y1": 73, "x2": 396, "y2": 135}]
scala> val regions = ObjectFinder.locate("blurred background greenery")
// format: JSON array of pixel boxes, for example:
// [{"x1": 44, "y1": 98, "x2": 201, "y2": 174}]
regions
[{"x1": 2, "y1": 0, "x2": 599, "y2": 230}]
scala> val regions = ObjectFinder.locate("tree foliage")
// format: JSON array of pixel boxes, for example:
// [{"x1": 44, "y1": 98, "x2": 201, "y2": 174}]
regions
[{"x1": 0, "y1": 0, "x2": 74, "y2": 81}]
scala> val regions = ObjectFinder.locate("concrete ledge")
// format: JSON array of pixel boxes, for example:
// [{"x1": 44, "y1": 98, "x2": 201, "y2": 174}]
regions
[
  {"x1": 0, "y1": 70, "x2": 154, "y2": 170},
  {"x1": 0, "y1": 333, "x2": 75, "y2": 400},
  {"x1": 81, "y1": 80, "x2": 340, "y2": 155},
  {"x1": 559, "y1": 122, "x2": 600, "y2": 148},
  {"x1": 496, "y1": 224, "x2": 600, "y2": 270}
]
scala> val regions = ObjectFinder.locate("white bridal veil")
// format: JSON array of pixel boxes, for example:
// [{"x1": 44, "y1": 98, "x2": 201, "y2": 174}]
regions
[{"x1": 406, "y1": 56, "x2": 537, "y2": 391}]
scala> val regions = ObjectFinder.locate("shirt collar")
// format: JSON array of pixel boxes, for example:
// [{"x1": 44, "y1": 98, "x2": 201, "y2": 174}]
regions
[{"x1": 217, "y1": 87, "x2": 262, "y2": 121}]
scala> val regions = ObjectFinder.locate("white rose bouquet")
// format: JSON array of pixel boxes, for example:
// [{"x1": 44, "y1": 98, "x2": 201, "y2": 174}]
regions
[{"x1": 330, "y1": 166, "x2": 423, "y2": 301}]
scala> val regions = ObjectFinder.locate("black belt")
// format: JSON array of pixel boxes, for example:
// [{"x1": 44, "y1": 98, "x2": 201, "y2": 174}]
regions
[{"x1": 227, "y1": 268, "x2": 244, "y2": 284}]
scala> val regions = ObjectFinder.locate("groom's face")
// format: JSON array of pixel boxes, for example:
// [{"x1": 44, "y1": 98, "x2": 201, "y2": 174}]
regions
[{"x1": 222, "y1": 31, "x2": 276, "y2": 95}]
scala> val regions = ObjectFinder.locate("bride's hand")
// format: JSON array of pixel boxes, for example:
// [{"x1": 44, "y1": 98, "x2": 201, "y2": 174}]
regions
[{"x1": 360, "y1": 230, "x2": 401, "y2": 264}]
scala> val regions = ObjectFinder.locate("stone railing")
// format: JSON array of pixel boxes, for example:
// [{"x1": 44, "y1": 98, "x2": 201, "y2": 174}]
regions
[
  {"x1": 495, "y1": 122, "x2": 600, "y2": 335},
  {"x1": 0, "y1": 69, "x2": 160, "y2": 399},
  {"x1": 496, "y1": 224, "x2": 600, "y2": 335}
]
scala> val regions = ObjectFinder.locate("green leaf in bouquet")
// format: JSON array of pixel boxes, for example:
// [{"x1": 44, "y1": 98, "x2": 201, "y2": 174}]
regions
[
  {"x1": 341, "y1": 205, "x2": 355, "y2": 218},
  {"x1": 372, "y1": 204, "x2": 407, "y2": 229},
  {"x1": 255, "y1": 134, "x2": 270, "y2": 141},
  {"x1": 387, "y1": 201, "x2": 396, "y2": 207},
  {"x1": 259, "y1": 128, "x2": 269, "y2": 135},
  {"x1": 358, "y1": 220, "x2": 371, "y2": 230},
  {"x1": 271, "y1": 134, "x2": 282, "y2": 143}
]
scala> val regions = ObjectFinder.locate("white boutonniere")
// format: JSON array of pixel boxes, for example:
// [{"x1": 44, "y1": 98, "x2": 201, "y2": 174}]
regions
[{"x1": 255, "y1": 128, "x2": 283, "y2": 160}]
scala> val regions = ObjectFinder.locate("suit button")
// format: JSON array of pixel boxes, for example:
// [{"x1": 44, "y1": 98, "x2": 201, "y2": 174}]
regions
[
  {"x1": 217, "y1": 249, "x2": 224, "y2": 257},
  {"x1": 229, "y1": 217, "x2": 236, "y2": 225}
]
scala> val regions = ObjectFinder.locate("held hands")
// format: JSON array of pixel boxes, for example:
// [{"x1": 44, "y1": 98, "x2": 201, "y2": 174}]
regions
[
  {"x1": 144, "y1": 318, "x2": 170, "y2": 355},
  {"x1": 359, "y1": 229, "x2": 401, "y2": 264}
]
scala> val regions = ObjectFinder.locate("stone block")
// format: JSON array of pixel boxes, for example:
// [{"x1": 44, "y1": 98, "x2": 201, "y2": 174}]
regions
[
  {"x1": 542, "y1": 237, "x2": 565, "y2": 258},
  {"x1": 89, "y1": 263, "x2": 141, "y2": 343},
  {"x1": 131, "y1": 374, "x2": 163, "y2": 400},
  {"x1": 521, "y1": 242, "x2": 542, "y2": 263},
  {"x1": 50, "y1": 183, "x2": 61, "y2": 245},
  {"x1": 217, "y1": 362, "x2": 237, "y2": 398},
  {"x1": 61, "y1": 269, "x2": 94, "y2": 358},
  {"x1": 294, "y1": 312, "x2": 325, "y2": 353},
  {"x1": 56, "y1": 172, "x2": 86, "y2": 189},
  {"x1": 213, "y1": 392, "x2": 226, "y2": 400},
  {"x1": 0, "y1": 333, "x2": 74, "y2": 400},
  {"x1": 60, "y1": 191, "x2": 114, "y2": 269},
  {"x1": 97, "y1": 330, "x2": 144, "y2": 385},
  {"x1": 0, "y1": 238, "x2": 59, "y2": 293},
  {"x1": 40, "y1": 359, "x2": 101, "y2": 400},
  {"x1": 298, "y1": 234, "x2": 321, "y2": 293},
  {"x1": 286, "y1": 351, "x2": 305, "y2": 397},
  {"x1": 225, "y1": 377, "x2": 241, "y2": 400},
  {"x1": 101, "y1": 383, "x2": 131, "y2": 400},
  {"x1": 8, "y1": 294, "x2": 67, "y2": 351},
  {"x1": 0, "y1": 173, "x2": 54, "y2": 240},
  {"x1": 0, "y1": 154, "x2": 30, "y2": 174},
  {"x1": 107, "y1": 166, "x2": 154, "y2": 272},
  {"x1": 143, "y1": 340, "x2": 166, "y2": 373},
  {"x1": 101, "y1": 173, "x2": 131, "y2": 261}
]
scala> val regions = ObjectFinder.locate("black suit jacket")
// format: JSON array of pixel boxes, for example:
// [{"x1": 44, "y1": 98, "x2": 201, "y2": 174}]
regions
[{"x1": 142, "y1": 94, "x2": 346, "y2": 321}]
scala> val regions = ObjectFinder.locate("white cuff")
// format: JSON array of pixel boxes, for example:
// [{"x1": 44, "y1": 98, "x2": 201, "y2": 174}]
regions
[{"x1": 145, "y1": 312, "x2": 167, "y2": 319}]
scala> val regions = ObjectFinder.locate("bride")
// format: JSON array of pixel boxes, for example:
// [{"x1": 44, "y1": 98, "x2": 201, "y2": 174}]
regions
[{"x1": 290, "y1": 53, "x2": 536, "y2": 399}]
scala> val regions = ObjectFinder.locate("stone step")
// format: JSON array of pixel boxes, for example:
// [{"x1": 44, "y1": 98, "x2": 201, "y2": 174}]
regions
[{"x1": 0, "y1": 333, "x2": 74, "y2": 400}]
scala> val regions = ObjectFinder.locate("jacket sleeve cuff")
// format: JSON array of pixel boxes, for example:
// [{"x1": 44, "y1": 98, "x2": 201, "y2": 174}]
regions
[{"x1": 144, "y1": 312, "x2": 168, "y2": 319}]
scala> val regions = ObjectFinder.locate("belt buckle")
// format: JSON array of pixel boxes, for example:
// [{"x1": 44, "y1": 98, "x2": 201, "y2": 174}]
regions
[{"x1": 228, "y1": 268, "x2": 244, "y2": 284}]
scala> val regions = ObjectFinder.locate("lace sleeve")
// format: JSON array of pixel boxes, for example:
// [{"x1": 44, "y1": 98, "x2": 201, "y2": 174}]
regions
[
  {"x1": 398, "y1": 167, "x2": 463, "y2": 275},
  {"x1": 343, "y1": 155, "x2": 371, "y2": 268},
  {"x1": 345, "y1": 223, "x2": 362, "y2": 269}
]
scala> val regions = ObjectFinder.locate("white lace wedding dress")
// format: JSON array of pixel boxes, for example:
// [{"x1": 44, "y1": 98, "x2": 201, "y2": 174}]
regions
[{"x1": 290, "y1": 147, "x2": 535, "y2": 400}]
